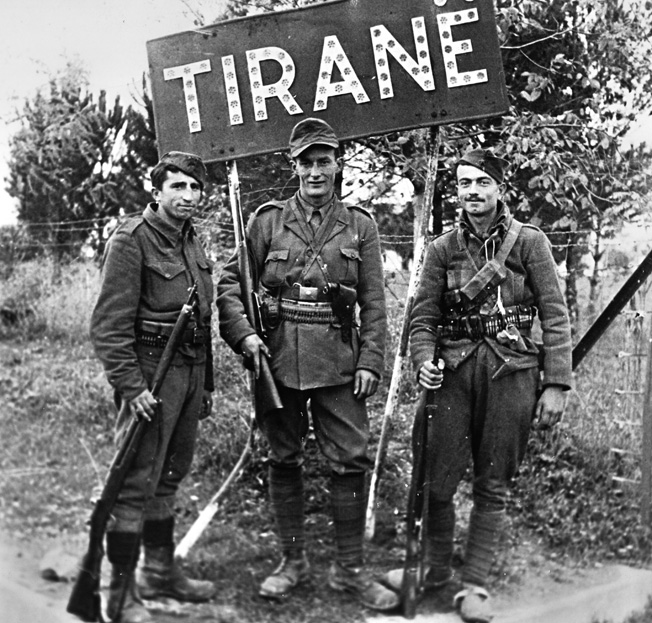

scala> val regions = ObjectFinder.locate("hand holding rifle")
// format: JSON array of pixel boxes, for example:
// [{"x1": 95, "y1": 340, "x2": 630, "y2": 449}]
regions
[
  {"x1": 401, "y1": 326, "x2": 443, "y2": 619},
  {"x1": 240, "y1": 333, "x2": 271, "y2": 379},
  {"x1": 67, "y1": 285, "x2": 198, "y2": 622},
  {"x1": 228, "y1": 161, "x2": 282, "y2": 417}
]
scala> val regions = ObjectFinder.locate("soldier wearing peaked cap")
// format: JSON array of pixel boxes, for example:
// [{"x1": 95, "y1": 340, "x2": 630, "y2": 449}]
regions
[
  {"x1": 217, "y1": 118, "x2": 399, "y2": 611},
  {"x1": 383, "y1": 148, "x2": 572, "y2": 622},
  {"x1": 90, "y1": 151, "x2": 217, "y2": 622}
]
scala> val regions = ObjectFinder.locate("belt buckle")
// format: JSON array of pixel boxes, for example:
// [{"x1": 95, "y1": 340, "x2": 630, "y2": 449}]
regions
[
  {"x1": 192, "y1": 327, "x2": 205, "y2": 344},
  {"x1": 294, "y1": 283, "x2": 318, "y2": 301}
]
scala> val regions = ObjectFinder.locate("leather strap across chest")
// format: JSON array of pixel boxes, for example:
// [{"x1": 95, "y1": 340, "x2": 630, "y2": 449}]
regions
[
  {"x1": 457, "y1": 219, "x2": 523, "y2": 304},
  {"x1": 290, "y1": 200, "x2": 341, "y2": 284}
]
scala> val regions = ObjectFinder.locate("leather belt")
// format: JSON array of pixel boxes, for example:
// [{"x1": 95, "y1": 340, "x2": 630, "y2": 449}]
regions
[
  {"x1": 442, "y1": 305, "x2": 536, "y2": 341},
  {"x1": 277, "y1": 283, "x2": 333, "y2": 302},
  {"x1": 135, "y1": 319, "x2": 207, "y2": 348},
  {"x1": 278, "y1": 299, "x2": 336, "y2": 324}
]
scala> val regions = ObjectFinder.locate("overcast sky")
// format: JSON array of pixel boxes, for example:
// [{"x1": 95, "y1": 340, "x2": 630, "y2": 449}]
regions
[{"x1": 0, "y1": 0, "x2": 228, "y2": 225}]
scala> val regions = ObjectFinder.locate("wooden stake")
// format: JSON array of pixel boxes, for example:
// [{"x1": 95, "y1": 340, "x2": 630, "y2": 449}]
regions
[
  {"x1": 641, "y1": 324, "x2": 652, "y2": 527},
  {"x1": 365, "y1": 127, "x2": 440, "y2": 541}
]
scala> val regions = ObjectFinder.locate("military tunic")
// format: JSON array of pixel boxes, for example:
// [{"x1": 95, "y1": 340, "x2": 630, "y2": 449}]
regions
[
  {"x1": 90, "y1": 203, "x2": 214, "y2": 530},
  {"x1": 409, "y1": 204, "x2": 572, "y2": 506},
  {"x1": 217, "y1": 194, "x2": 386, "y2": 389},
  {"x1": 217, "y1": 193, "x2": 386, "y2": 473}
]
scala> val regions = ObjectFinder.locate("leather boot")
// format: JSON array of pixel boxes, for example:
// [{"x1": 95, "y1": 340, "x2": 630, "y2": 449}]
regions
[
  {"x1": 136, "y1": 545, "x2": 216, "y2": 602},
  {"x1": 328, "y1": 561, "x2": 400, "y2": 611},
  {"x1": 259, "y1": 551, "x2": 311, "y2": 599},
  {"x1": 106, "y1": 565, "x2": 153, "y2": 623}
]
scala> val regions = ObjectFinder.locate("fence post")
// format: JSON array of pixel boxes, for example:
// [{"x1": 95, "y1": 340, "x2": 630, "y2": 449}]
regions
[{"x1": 642, "y1": 325, "x2": 652, "y2": 527}]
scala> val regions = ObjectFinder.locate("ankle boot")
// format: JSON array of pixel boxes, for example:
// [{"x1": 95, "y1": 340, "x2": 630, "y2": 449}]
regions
[
  {"x1": 136, "y1": 545, "x2": 216, "y2": 602},
  {"x1": 107, "y1": 565, "x2": 152, "y2": 623}
]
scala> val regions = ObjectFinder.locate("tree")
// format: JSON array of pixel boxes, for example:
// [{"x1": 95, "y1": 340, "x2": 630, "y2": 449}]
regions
[
  {"x1": 180, "y1": 0, "x2": 652, "y2": 318},
  {"x1": 5, "y1": 63, "x2": 158, "y2": 266}
]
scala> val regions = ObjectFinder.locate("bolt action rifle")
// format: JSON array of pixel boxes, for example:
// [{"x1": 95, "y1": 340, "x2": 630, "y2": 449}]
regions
[
  {"x1": 228, "y1": 160, "x2": 282, "y2": 421},
  {"x1": 67, "y1": 284, "x2": 199, "y2": 622},
  {"x1": 401, "y1": 325, "x2": 443, "y2": 619}
]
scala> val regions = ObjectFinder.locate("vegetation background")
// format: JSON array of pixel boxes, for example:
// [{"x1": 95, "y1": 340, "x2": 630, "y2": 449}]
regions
[{"x1": 1, "y1": 0, "x2": 652, "y2": 621}]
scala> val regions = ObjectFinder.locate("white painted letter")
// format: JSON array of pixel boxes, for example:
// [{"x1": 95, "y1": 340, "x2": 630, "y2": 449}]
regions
[
  {"x1": 163, "y1": 60, "x2": 212, "y2": 133},
  {"x1": 370, "y1": 17, "x2": 435, "y2": 100},
  {"x1": 437, "y1": 7, "x2": 488, "y2": 88},
  {"x1": 246, "y1": 47, "x2": 303, "y2": 121},
  {"x1": 221, "y1": 55, "x2": 244, "y2": 126},
  {"x1": 313, "y1": 36, "x2": 370, "y2": 111}
]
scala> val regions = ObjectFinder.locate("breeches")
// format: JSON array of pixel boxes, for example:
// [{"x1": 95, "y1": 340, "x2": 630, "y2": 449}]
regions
[
  {"x1": 111, "y1": 359, "x2": 204, "y2": 532},
  {"x1": 417, "y1": 343, "x2": 539, "y2": 511},
  {"x1": 258, "y1": 382, "x2": 373, "y2": 475}
]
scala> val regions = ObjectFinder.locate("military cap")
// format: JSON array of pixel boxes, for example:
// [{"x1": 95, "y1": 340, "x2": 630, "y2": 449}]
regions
[
  {"x1": 457, "y1": 148, "x2": 509, "y2": 184},
  {"x1": 289, "y1": 117, "x2": 339, "y2": 158},
  {"x1": 157, "y1": 151, "x2": 207, "y2": 187}
]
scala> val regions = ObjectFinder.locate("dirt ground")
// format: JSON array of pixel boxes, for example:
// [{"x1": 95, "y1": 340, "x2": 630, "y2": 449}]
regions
[{"x1": 2, "y1": 533, "x2": 651, "y2": 623}]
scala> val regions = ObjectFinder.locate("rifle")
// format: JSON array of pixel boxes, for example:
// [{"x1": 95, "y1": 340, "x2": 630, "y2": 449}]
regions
[
  {"x1": 67, "y1": 285, "x2": 199, "y2": 622},
  {"x1": 228, "y1": 160, "x2": 283, "y2": 420},
  {"x1": 401, "y1": 326, "x2": 443, "y2": 619}
]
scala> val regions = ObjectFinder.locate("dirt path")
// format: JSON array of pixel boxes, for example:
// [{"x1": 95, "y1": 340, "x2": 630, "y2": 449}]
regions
[
  {"x1": 2, "y1": 533, "x2": 651, "y2": 623},
  {"x1": 0, "y1": 537, "x2": 237, "y2": 623},
  {"x1": 370, "y1": 563, "x2": 652, "y2": 623}
]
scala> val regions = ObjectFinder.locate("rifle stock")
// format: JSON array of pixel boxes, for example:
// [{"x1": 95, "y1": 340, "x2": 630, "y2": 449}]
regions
[
  {"x1": 401, "y1": 326, "x2": 443, "y2": 618},
  {"x1": 67, "y1": 286, "x2": 198, "y2": 622}
]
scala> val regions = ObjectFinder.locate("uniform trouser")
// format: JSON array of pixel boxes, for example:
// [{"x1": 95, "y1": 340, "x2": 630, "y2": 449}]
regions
[
  {"x1": 259, "y1": 382, "x2": 373, "y2": 474},
  {"x1": 416, "y1": 343, "x2": 539, "y2": 585},
  {"x1": 258, "y1": 382, "x2": 373, "y2": 563},
  {"x1": 109, "y1": 358, "x2": 204, "y2": 533}
]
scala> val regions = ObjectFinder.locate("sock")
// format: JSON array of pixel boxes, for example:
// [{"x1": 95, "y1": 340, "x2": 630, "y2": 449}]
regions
[
  {"x1": 106, "y1": 531, "x2": 141, "y2": 568},
  {"x1": 462, "y1": 508, "x2": 505, "y2": 587},
  {"x1": 330, "y1": 471, "x2": 366, "y2": 568},
  {"x1": 425, "y1": 499, "x2": 455, "y2": 576},
  {"x1": 269, "y1": 464, "x2": 305, "y2": 555}
]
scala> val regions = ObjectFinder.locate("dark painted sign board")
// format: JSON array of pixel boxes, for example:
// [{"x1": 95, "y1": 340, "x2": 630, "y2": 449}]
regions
[{"x1": 147, "y1": 0, "x2": 508, "y2": 162}]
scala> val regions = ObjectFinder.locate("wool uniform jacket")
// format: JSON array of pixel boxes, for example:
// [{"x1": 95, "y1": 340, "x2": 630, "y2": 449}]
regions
[
  {"x1": 217, "y1": 194, "x2": 387, "y2": 390},
  {"x1": 90, "y1": 204, "x2": 215, "y2": 401},
  {"x1": 410, "y1": 205, "x2": 572, "y2": 389}
]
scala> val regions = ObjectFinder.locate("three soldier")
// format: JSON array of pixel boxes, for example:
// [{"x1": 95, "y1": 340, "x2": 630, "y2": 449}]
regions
[{"x1": 89, "y1": 126, "x2": 570, "y2": 621}]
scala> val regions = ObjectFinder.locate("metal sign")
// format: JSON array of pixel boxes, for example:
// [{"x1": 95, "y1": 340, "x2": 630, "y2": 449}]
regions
[{"x1": 147, "y1": 0, "x2": 508, "y2": 163}]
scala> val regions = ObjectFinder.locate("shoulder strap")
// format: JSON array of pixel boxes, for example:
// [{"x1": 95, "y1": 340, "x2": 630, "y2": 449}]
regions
[
  {"x1": 290, "y1": 200, "x2": 342, "y2": 283},
  {"x1": 459, "y1": 219, "x2": 523, "y2": 303}
]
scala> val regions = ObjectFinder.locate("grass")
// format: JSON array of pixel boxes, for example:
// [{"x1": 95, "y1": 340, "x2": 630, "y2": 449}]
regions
[{"x1": 1, "y1": 258, "x2": 651, "y2": 621}]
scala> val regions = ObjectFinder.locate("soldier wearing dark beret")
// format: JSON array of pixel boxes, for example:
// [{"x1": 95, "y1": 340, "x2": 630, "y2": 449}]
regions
[
  {"x1": 383, "y1": 148, "x2": 572, "y2": 622},
  {"x1": 217, "y1": 118, "x2": 398, "y2": 611},
  {"x1": 90, "y1": 151, "x2": 216, "y2": 622}
]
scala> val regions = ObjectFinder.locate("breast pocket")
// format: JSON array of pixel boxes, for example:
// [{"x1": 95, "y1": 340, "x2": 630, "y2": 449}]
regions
[
  {"x1": 196, "y1": 257, "x2": 215, "y2": 301},
  {"x1": 262, "y1": 249, "x2": 290, "y2": 287},
  {"x1": 340, "y1": 247, "x2": 361, "y2": 284},
  {"x1": 144, "y1": 261, "x2": 188, "y2": 310}
]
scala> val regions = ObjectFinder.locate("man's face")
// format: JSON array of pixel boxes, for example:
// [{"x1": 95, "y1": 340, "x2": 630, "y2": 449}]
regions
[
  {"x1": 152, "y1": 170, "x2": 202, "y2": 225},
  {"x1": 456, "y1": 164, "x2": 503, "y2": 219},
  {"x1": 293, "y1": 145, "x2": 341, "y2": 205}
]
